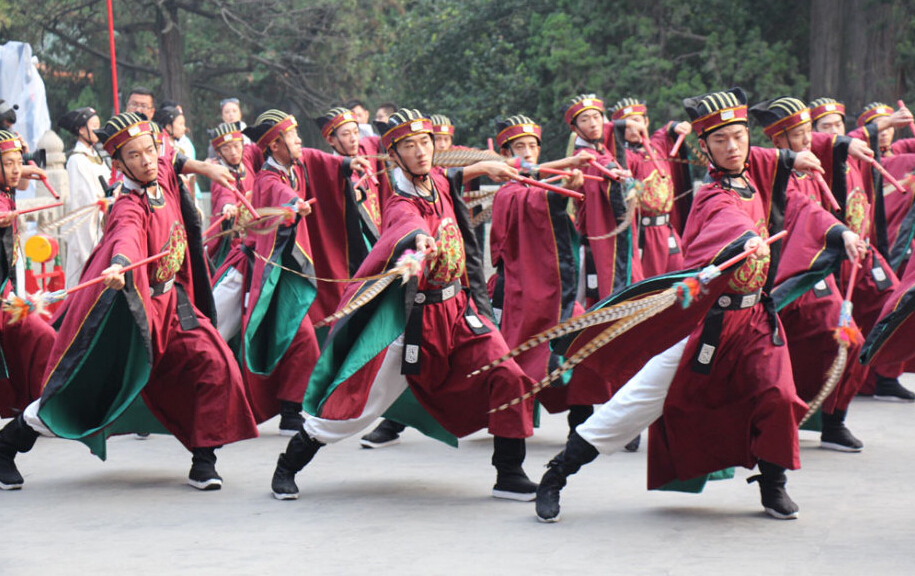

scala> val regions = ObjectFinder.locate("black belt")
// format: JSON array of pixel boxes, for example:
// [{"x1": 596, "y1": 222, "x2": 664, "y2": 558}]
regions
[
  {"x1": 150, "y1": 277, "x2": 174, "y2": 297},
  {"x1": 639, "y1": 213, "x2": 670, "y2": 227},
  {"x1": 402, "y1": 280, "x2": 462, "y2": 375},
  {"x1": 692, "y1": 290, "x2": 780, "y2": 375},
  {"x1": 713, "y1": 290, "x2": 761, "y2": 310}
]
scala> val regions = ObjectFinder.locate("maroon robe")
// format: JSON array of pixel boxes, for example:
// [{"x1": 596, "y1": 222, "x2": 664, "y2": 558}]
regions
[
  {"x1": 37, "y1": 154, "x2": 258, "y2": 452},
  {"x1": 776, "y1": 170, "x2": 863, "y2": 413},
  {"x1": 574, "y1": 128, "x2": 644, "y2": 304},
  {"x1": 299, "y1": 147, "x2": 378, "y2": 324},
  {"x1": 242, "y1": 159, "x2": 320, "y2": 422},
  {"x1": 314, "y1": 167, "x2": 533, "y2": 439},
  {"x1": 489, "y1": 180, "x2": 613, "y2": 411},
  {"x1": 0, "y1": 186, "x2": 56, "y2": 418},
  {"x1": 612, "y1": 122, "x2": 685, "y2": 278},
  {"x1": 648, "y1": 147, "x2": 827, "y2": 490}
]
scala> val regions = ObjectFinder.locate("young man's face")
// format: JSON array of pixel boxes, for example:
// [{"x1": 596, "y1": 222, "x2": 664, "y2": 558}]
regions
[
  {"x1": 326, "y1": 121, "x2": 360, "y2": 156},
  {"x1": 814, "y1": 113, "x2": 845, "y2": 136},
  {"x1": 624, "y1": 114, "x2": 649, "y2": 145},
  {"x1": 126, "y1": 93, "x2": 155, "y2": 118},
  {"x1": 216, "y1": 140, "x2": 244, "y2": 167},
  {"x1": 391, "y1": 133, "x2": 434, "y2": 176},
  {"x1": 269, "y1": 127, "x2": 302, "y2": 165},
  {"x1": 0, "y1": 151, "x2": 23, "y2": 188},
  {"x1": 114, "y1": 135, "x2": 159, "y2": 184},
  {"x1": 700, "y1": 123, "x2": 749, "y2": 175},
  {"x1": 879, "y1": 125, "x2": 895, "y2": 150},
  {"x1": 221, "y1": 102, "x2": 242, "y2": 123},
  {"x1": 573, "y1": 109, "x2": 604, "y2": 142},
  {"x1": 434, "y1": 134, "x2": 453, "y2": 152},
  {"x1": 773, "y1": 121, "x2": 812, "y2": 153},
  {"x1": 504, "y1": 135, "x2": 540, "y2": 165}
]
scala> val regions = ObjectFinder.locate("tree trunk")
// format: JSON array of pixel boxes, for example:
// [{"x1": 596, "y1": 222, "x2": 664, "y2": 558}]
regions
[
  {"x1": 810, "y1": 0, "x2": 900, "y2": 118},
  {"x1": 156, "y1": 0, "x2": 190, "y2": 121}
]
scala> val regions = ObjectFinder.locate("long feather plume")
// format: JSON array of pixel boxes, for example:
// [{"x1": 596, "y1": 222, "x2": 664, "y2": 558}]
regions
[
  {"x1": 313, "y1": 249, "x2": 427, "y2": 329},
  {"x1": 467, "y1": 289, "x2": 673, "y2": 378},
  {"x1": 489, "y1": 295, "x2": 674, "y2": 413},
  {"x1": 685, "y1": 139, "x2": 711, "y2": 166},
  {"x1": 470, "y1": 206, "x2": 493, "y2": 227},
  {"x1": 39, "y1": 199, "x2": 111, "y2": 234},
  {"x1": 433, "y1": 149, "x2": 505, "y2": 167}
]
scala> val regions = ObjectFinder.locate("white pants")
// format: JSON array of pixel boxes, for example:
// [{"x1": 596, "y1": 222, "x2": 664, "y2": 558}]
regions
[
  {"x1": 212, "y1": 267, "x2": 244, "y2": 341},
  {"x1": 576, "y1": 338, "x2": 687, "y2": 454},
  {"x1": 23, "y1": 400, "x2": 56, "y2": 438},
  {"x1": 304, "y1": 336, "x2": 409, "y2": 444}
]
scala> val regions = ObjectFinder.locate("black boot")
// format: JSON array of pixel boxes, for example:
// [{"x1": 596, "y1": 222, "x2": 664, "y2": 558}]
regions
[
  {"x1": 820, "y1": 409, "x2": 863, "y2": 452},
  {"x1": 271, "y1": 431, "x2": 324, "y2": 500},
  {"x1": 0, "y1": 415, "x2": 39, "y2": 491},
  {"x1": 278, "y1": 401, "x2": 305, "y2": 437},
  {"x1": 359, "y1": 419, "x2": 406, "y2": 449},
  {"x1": 873, "y1": 375, "x2": 915, "y2": 402},
  {"x1": 188, "y1": 447, "x2": 223, "y2": 491},
  {"x1": 747, "y1": 460, "x2": 799, "y2": 520},
  {"x1": 566, "y1": 405, "x2": 594, "y2": 437},
  {"x1": 491, "y1": 436, "x2": 538, "y2": 501},
  {"x1": 535, "y1": 432, "x2": 598, "y2": 522},
  {"x1": 624, "y1": 434, "x2": 641, "y2": 452}
]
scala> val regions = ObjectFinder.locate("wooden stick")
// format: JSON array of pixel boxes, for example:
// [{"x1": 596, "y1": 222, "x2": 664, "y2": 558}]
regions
[
  {"x1": 203, "y1": 212, "x2": 229, "y2": 238},
  {"x1": 28, "y1": 161, "x2": 60, "y2": 199},
  {"x1": 845, "y1": 253, "x2": 860, "y2": 302},
  {"x1": 897, "y1": 100, "x2": 915, "y2": 137},
  {"x1": 811, "y1": 171, "x2": 841, "y2": 212},
  {"x1": 669, "y1": 132, "x2": 687, "y2": 157},
  {"x1": 716, "y1": 230, "x2": 787, "y2": 271},
  {"x1": 536, "y1": 166, "x2": 602, "y2": 182},
  {"x1": 352, "y1": 169, "x2": 374, "y2": 190},
  {"x1": 2, "y1": 201, "x2": 63, "y2": 217},
  {"x1": 587, "y1": 159, "x2": 622, "y2": 181},
  {"x1": 867, "y1": 157, "x2": 907, "y2": 194},
  {"x1": 542, "y1": 174, "x2": 565, "y2": 184},
  {"x1": 640, "y1": 135, "x2": 666, "y2": 175},
  {"x1": 230, "y1": 186, "x2": 261, "y2": 219},
  {"x1": 509, "y1": 174, "x2": 584, "y2": 201},
  {"x1": 68, "y1": 250, "x2": 170, "y2": 295}
]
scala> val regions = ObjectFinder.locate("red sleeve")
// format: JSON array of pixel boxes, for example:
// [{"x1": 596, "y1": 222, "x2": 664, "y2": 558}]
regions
[
  {"x1": 243, "y1": 143, "x2": 263, "y2": 174},
  {"x1": 105, "y1": 193, "x2": 149, "y2": 264},
  {"x1": 649, "y1": 122, "x2": 676, "y2": 156},
  {"x1": 892, "y1": 137, "x2": 915, "y2": 155},
  {"x1": 209, "y1": 181, "x2": 235, "y2": 218},
  {"x1": 381, "y1": 193, "x2": 432, "y2": 237},
  {"x1": 253, "y1": 170, "x2": 299, "y2": 208},
  {"x1": 680, "y1": 185, "x2": 759, "y2": 268}
]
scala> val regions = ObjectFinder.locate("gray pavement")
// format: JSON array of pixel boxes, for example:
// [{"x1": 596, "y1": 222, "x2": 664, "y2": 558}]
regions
[{"x1": 5, "y1": 378, "x2": 915, "y2": 575}]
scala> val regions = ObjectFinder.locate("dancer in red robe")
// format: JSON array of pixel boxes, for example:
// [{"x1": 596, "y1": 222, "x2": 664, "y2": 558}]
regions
[
  {"x1": 205, "y1": 121, "x2": 261, "y2": 267},
  {"x1": 606, "y1": 98, "x2": 690, "y2": 277},
  {"x1": 238, "y1": 110, "x2": 326, "y2": 434},
  {"x1": 0, "y1": 114, "x2": 258, "y2": 492},
  {"x1": 811, "y1": 98, "x2": 913, "y2": 400},
  {"x1": 535, "y1": 88, "x2": 865, "y2": 522},
  {"x1": 750, "y1": 96, "x2": 873, "y2": 451},
  {"x1": 564, "y1": 94, "x2": 642, "y2": 304},
  {"x1": 488, "y1": 114, "x2": 622, "y2": 436},
  {"x1": 270, "y1": 109, "x2": 540, "y2": 502},
  {"x1": 0, "y1": 130, "x2": 56, "y2": 421}
]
